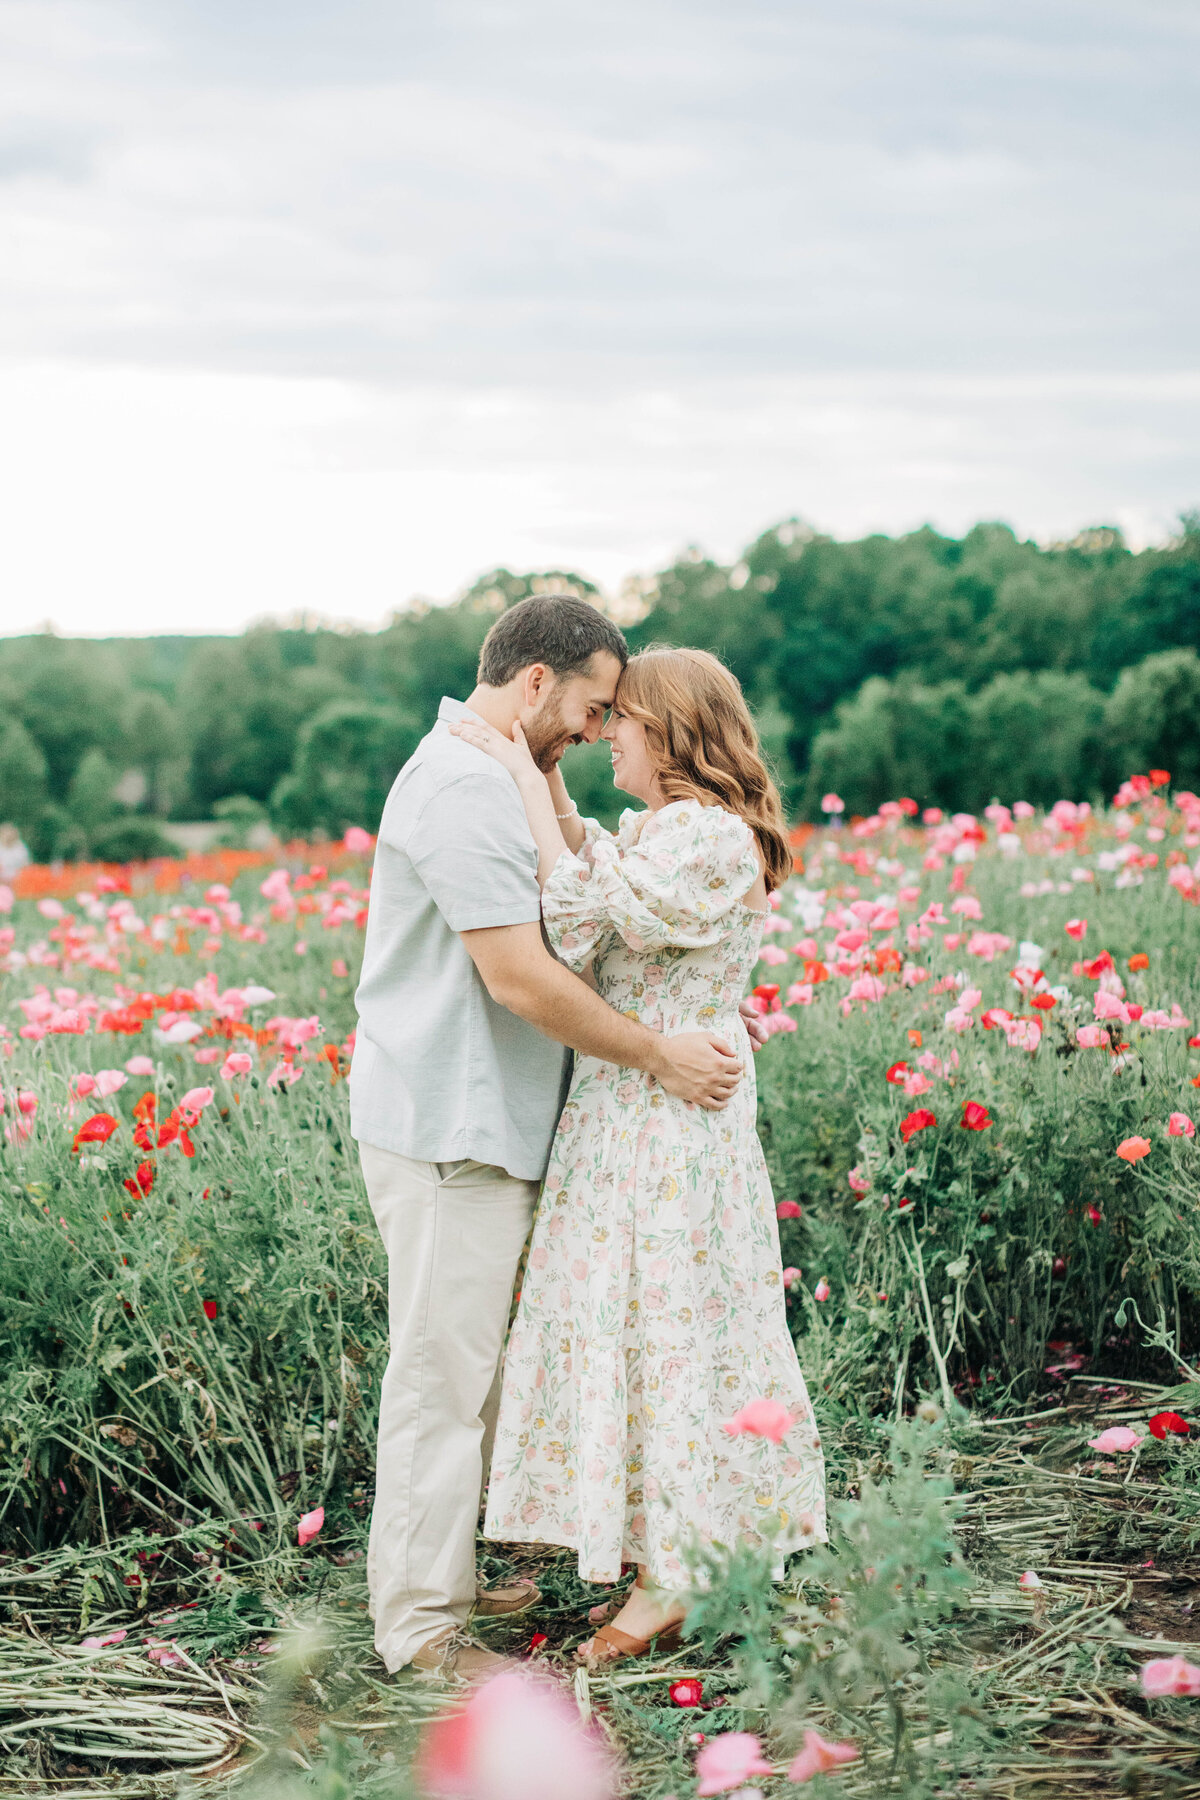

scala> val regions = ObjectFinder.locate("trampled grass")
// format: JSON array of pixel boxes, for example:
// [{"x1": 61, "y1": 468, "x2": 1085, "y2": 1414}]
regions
[{"x1": 1, "y1": 785, "x2": 1199, "y2": 1796}]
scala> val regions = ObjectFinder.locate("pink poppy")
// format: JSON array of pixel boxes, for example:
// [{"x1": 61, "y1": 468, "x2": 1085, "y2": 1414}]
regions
[
  {"x1": 1141, "y1": 1655, "x2": 1200, "y2": 1696},
  {"x1": 417, "y1": 1668, "x2": 614, "y2": 1800},
  {"x1": 695, "y1": 1732, "x2": 773, "y2": 1796},
  {"x1": 1087, "y1": 1426, "x2": 1143, "y2": 1453},
  {"x1": 722, "y1": 1399, "x2": 794, "y2": 1443},
  {"x1": 787, "y1": 1730, "x2": 859, "y2": 1783},
  {"x1": 813, "y1": 1278, "x2": 830, "y2": 1302},
  {"x1": 1064, "y1": 919, "x2": 1088, "y2": 940},
  {"x1": 125, "y1": 1055, "x2": 155, "y2": 1075},
  {"x1": 297, "y1": 1506, "x2": 325, "y2": 1546},
  {"x1": 1167, "y1": 1112, "x2": 1195, "y2": 1137}
]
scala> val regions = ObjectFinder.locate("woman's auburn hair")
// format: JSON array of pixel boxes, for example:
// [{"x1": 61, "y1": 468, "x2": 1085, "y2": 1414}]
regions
[{"x1": 615, "y1": 645, "x2": 793, "y2": 892}]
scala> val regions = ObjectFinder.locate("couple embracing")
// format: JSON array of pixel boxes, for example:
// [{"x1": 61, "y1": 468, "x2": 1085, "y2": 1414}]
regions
[{"x1": 349, "y1": 595, "x2": 826, "y2": 1682}]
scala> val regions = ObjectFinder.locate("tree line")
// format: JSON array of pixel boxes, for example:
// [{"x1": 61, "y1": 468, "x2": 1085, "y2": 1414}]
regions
[{"x1": 2, "y1": 513, "x2": 1199, "y2": 860}]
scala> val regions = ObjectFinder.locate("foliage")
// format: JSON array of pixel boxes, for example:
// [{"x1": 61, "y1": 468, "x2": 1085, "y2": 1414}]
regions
[
  {"x1": 1, "y1": 787, "x2": 1200, "y2": 1795},
  {"x1": 2, "y1": 517, "x2": 1200, "y2": 853}
]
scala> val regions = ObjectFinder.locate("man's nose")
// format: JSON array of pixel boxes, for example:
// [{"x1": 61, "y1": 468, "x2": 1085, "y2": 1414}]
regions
[{"x1": 580, "y1": 718, "x2": 604, "y2": 744}]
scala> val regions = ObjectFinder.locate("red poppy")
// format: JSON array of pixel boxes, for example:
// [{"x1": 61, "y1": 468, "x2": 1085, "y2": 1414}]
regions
[
  {"x1": 960, "y1": 1102, "x2": 992, "y2": 1131},
  {"x1": 1126, "y1": 1004, "x2": 1144, "y2": 1022},
  {"x1": 752, "y1": 984, "x2": 780, "y2": 1002},
  {"x1": 1149, "y1": 769, "x2": 1170, "y2": 786},
  {"x1": 900, "y1": 1109, "x2": 936, "y2": 1143},
  {"x1": 1082, "y1": 952, "x2": 1114, "y2": 979},
  {"x1": 1085, "y1": 1204, "x2": 1102, "y2": 1228},
  {"x1": 1146, "y1": 1411, "x2": 1189, "y2": 1440},
  {"x1": 202, "y1": 1299, "x2": 218, "y2": 1322},
  {"x1": 132, "y1": 1091, "x2": 157, "y2": 1123},
  {"x1": 885, "y1": 1061, "x2": 910, "y2": 1085},
  {"x1": 670, "y1": 1679, "x2": 704, "y2": 1706},
  {"x1": 1129, "y1": 953, "x2": 1150, "y2": 972},
  {"x1": 1030, "y1": 993, "x2": 1057, "y2": 1011},
  {"x1": 776, "y1": 1200, "x2": 803, "y2": 1219},
  {"x1": 907, "y1": 1029, "x2": 922, "y2": 1047},
  {"x1": 72, "y1": 1112, "x2": 120, "y2": 1152},
  {"x1": 123, "y1": 1160, "x2": 155, "y2": 1199},
  {"x1": 529, "y1": 1632, "x2": 549, "y2": 1652}
]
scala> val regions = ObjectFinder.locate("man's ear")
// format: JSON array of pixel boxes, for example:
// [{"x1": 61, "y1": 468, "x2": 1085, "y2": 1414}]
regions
[{"x1": 521, "y1": 663, "x2": 550, "y2": 708}]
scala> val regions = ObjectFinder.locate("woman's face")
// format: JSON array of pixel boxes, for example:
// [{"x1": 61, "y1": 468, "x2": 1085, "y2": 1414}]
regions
[{"x1": 600, "y1": 705, "x2": 658, "y2": 804}]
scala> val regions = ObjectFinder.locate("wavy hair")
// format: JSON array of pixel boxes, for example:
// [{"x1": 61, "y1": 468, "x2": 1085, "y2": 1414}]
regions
[{"x1": 615, "y1": 646, "x2": 792, "y2": 891}]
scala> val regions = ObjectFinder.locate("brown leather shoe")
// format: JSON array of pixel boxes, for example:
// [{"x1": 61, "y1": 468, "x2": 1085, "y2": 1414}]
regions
[
  {"x1": 473, "y1": 1577, "x2": 541, "y2": 1618},
  {"x1": 409, "y1": 1627, "x2": 511, "y2": 1684}
]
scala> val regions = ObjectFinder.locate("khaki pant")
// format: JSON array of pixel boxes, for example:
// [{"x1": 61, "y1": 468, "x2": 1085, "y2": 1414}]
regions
[{"x1": 359, "y1": 1143, "x2": 538, "y2": 1672}]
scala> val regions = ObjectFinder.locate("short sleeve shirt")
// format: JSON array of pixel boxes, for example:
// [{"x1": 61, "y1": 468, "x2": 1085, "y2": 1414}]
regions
[{"x1": 349, "y1": 697, "x2": 571, "y2": 1181}]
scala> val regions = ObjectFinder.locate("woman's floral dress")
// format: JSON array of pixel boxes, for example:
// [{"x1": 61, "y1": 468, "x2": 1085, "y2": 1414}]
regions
[{"x1": 483, "y1": 800, "x2": 826, "y2": 1586}]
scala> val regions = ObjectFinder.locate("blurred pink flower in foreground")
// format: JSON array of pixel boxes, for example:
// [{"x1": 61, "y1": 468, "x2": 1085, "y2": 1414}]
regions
[
  {"x1": 1087, "y1": 1426, "x2": 1143, "y2": 1453},
  {"x1": 125, "y1": 1055, "x2": 155, "y2": 1075},
  {"x1": 787, "y1": 1730, "x2": 860, "y2": 1782},
  {"x1": 1141, "y1": 1655, "x2": 1200, "y2": 1696},
  {"x1": 1167, "y1": 1112, "x2": 1195, "y2": 1137},
  {"x1": 695, "y1": 1732, "x2": 773, "y2": 1796},
  {"x1": 722, "y1": 1399, "x2": 794, "y2": 1443},
  {"x1": 297, "y1": 1506, "x2": 324, "y2": 1546},
  {"x1": 343, "y1": 826, "x2": 374, "y2": 853},
  {"x1": 417, "y1": 1669, "x2": 614, "y2": 1800},
  {"x1": 221, "y1": 1052, "x2": 253, "y2": 1080}
]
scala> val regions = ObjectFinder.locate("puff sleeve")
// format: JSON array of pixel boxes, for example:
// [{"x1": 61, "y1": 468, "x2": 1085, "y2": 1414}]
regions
[{"x1": 542, "y1": 801, "x2": 759, "y2": 972}]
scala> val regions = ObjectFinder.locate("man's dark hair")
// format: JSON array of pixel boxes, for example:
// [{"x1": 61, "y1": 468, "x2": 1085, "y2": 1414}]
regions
[{"x1": 477, "y1": 594, "x2": 628, "y2": 687}]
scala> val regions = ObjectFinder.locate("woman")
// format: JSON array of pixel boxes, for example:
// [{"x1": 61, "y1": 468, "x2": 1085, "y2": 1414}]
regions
[{"x1": 450, "y1": 646, "x2": 825, "y2": 1664}]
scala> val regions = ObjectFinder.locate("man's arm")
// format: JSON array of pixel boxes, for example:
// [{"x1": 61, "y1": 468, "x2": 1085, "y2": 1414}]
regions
[{"x1": 462, "y1": 922, "x2": 742, "y2": 1110}]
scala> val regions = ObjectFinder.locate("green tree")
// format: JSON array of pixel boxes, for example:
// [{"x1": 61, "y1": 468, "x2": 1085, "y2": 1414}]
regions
[
  {"x1": 1104, "y1": 648, "x2": 1200, "y2": 791},
  {"x1": 0, "y1": 718, "x2": 48, "y2": 837},
  {"x1": 66, "y1": 748, "x2": 121, "y2": 833},
  {"x1": 969, "y1": 670, "x2": 1106, "y2": 809},
  {"x1": 271, "y1": 700, "x2": 422, "y2": 837},
  {"x1": 803, "y1": 677, "x2": 975, "y2": 817},
  {"x1": 625, "y1": 551, "x2": 777, "y2": 700}
]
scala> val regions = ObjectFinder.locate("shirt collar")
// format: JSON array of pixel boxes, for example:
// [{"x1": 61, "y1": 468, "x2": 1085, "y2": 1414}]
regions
[{"x1": 437, "y1": 696, "x2": 488, "y2": 726}]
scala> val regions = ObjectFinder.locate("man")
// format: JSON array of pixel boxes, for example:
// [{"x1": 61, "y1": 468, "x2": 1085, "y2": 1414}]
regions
[{"x1": 350, "y1": 594, "x2": 753, "y2": 1681}]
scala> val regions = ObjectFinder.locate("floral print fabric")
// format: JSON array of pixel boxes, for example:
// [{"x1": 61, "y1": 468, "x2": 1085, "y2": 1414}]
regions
[{"x1": 483, "y1": 800, "x2": 827, "y2": 1585}]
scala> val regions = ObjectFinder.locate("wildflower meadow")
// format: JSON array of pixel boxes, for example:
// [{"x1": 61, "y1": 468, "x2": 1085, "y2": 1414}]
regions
[{"x1": 2, "y1": 780, "x2": 1199, "y2": 1799}]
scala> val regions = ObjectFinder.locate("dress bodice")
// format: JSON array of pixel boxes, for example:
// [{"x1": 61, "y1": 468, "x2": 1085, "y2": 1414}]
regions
[{"x1": 542, "y1": 800, "x2": 764, "y2": 1041}]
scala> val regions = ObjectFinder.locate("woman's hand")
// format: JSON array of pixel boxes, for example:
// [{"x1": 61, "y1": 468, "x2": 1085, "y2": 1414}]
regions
[{"x1": 449, "y1": 716, "x2": 542, "y2": 787}]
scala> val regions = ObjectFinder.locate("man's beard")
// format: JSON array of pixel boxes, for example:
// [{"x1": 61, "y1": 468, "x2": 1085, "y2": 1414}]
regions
[{"x1": 523, "y1": 693, "x2": 579, "y2": 772}]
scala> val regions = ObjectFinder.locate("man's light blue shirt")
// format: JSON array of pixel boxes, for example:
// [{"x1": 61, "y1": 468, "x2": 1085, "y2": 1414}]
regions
[{"x1": 349, "y1": 697, "x2": 571, "y2": 1181}]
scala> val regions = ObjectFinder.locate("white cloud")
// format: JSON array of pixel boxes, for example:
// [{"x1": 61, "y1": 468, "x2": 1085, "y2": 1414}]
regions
[{"x1": 0, "y1": 0, "x2": 1196, "y2": 633}]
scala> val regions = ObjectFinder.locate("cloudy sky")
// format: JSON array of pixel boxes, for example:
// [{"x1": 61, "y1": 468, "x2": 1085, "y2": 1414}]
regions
[{"x1": 2, "y1": 0, "x2": 1198, "y2": 635}]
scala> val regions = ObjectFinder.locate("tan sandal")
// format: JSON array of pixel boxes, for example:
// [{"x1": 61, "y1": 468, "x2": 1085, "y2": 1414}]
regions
[{"x1": 576, "y1": 1617, "x2": 684, "y2": 1669}]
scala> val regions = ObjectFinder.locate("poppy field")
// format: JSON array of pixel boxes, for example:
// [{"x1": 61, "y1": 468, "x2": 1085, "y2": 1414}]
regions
[{"x1": 2, "y1": 784, "x2": 1200, "y2": 1798}]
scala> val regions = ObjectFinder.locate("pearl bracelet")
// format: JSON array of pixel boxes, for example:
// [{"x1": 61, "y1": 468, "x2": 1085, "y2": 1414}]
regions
[{"x1": 555, "y1": 804, "x2": 579, "y2": 820}]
